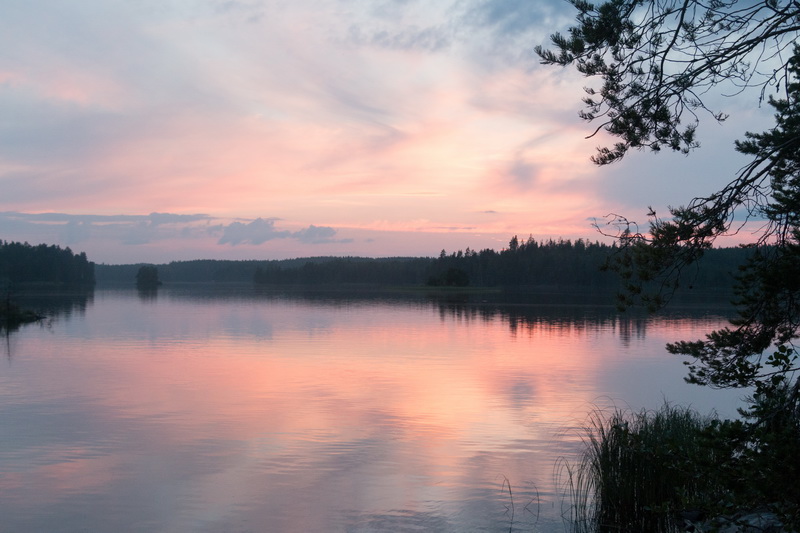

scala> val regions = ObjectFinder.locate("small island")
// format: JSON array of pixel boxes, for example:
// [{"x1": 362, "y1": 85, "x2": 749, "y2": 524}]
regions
[{"x1": 135, "y1": 265, "x2": 162, "y2": 289}]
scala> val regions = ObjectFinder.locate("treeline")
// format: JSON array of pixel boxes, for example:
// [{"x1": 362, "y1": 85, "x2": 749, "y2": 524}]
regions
[
  {"x1": 427, "y1": 236, "x2": 614, "y2": 287},
  {"x1": 96, "y1": 257, "x2": 432, "y2": 285},
  {"x1": 96, "y1": 236, "x2": 751, "y2": 291},
  {"x1": 253, "y1": 257, "x2": 432, "y2": 285},
  {"x1": 426, "y1": 236, "x2": 750, "y2": 289},
  {"x1": 0, "y1": 241, "x2": 95, "y2": 285}
]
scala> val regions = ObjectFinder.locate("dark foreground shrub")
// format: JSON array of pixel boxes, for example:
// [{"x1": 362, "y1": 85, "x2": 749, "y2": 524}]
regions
[
  {"x1": 564, "y1": 404, "x2": 722, "y2": 533},
  {"x1": 563, "y1": 396, "x2": 800, "y2": 533}
]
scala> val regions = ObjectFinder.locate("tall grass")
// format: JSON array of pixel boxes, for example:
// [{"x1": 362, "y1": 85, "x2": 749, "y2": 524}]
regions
[{"x1": 562, "y1": 403, "x2": 722, "y2": 533}]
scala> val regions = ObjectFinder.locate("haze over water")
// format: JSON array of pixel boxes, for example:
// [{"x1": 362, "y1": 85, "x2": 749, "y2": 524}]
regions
[{"x1": 0, "y1": 286, "x2": 744, "y2": 532}]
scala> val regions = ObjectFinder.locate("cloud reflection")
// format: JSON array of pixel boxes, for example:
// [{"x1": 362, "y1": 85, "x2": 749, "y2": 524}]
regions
[{"x1": 0, "y1": 289, "x2": 741, "y2": 531}]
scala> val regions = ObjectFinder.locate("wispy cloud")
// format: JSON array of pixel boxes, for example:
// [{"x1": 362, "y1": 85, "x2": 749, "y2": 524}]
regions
[
  {"x1": 346, "y1": 24, "x2": 452, "y2": 52},
  {"x1": 0, "y1": 0, "x2": 762, "y2": 264},
  {"x1": 463, "y1": 0, "x2": 574, "y2": 36}
]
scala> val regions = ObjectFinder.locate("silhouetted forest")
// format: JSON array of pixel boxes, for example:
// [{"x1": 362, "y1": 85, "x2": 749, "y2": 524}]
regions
[
  {"x1": 422, "y1": 236, "x2": 750, "y2": 290},
  {"x1": 95, "y1": 236, "x2": 751, "y2": 292},
  {"x1": 0, "y1": 241, "x2": 95, "y2": 285}
]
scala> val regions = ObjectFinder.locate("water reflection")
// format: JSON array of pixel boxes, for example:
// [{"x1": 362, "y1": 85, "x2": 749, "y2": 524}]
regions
[
  {"x1": 0, "y1": 286, "x2": 743, "y2": 532},
  {"x1": 1, "y1": 287, "x2": 94, "y2": 355},
  {"x1": 432, "y1": 291, "x2": 732, "y2": 347},
  {"x1": 136, "y1": 286, "x2": 159, "y2": 302},
  {"x1": 126, "y1": 283, "x2": 735, "y2": 345},
  {"x1": 8, "y1": 286, "x2": 94, "y2": 323}
]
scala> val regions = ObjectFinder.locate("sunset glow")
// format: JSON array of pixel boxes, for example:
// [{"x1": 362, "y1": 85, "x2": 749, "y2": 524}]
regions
[{"x1": 0, "y1": 0, "x2": 769, "y2": 262}]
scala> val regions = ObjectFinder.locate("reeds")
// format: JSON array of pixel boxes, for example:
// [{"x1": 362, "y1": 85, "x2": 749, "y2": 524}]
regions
[{"x1": 562, "y1": 403, "x2": 721, "y2": 533}]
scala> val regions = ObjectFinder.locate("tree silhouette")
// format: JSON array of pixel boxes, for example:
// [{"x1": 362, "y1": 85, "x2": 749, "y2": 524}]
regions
[
  {"x1": 536, "y1": 0, "x2": 800, "y2": 164},
  {"x1": 539, "y1": 2, "x2": 800, "y2": 393},
  {"x1": 135, "y1": 265, "x2": 161, "y2": 288},
  {"x1": 540, "y1": 7, "x2": 800, "y2": 521}
]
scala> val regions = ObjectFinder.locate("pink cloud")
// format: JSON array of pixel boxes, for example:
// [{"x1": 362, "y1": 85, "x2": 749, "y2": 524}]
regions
[{"x1": 2, "y1": 0, "x2": 751, "y2": 263}]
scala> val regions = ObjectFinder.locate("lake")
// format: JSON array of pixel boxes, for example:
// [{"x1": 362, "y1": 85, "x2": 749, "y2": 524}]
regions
[{"x1": 0, "y1": 285, "x2": 747, "y2": 532}]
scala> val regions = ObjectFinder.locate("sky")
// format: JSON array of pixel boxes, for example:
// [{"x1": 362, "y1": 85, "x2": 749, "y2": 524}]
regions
[{"x1": 0, "y1": 0, "x2": 774, "y2": 264}]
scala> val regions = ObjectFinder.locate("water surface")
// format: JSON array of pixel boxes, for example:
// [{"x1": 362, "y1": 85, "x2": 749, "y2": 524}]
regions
[{"x1": 0, "y1": 286, "x2": 745, "y2": 532}]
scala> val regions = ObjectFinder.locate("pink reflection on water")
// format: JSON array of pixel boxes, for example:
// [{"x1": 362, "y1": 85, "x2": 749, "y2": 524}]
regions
[{"x1": 0, "y1": 289, "x2": 738, "y2": 531}]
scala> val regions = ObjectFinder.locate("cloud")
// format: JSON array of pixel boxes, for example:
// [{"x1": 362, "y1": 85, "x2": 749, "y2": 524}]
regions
[
  {"x1": 463, "y1": 0, "x2": 573, "y2": 36},
  {"x1": 0, "y1": 212, "x2": 215, "y2": 246},
  {"x1": 117, "y1": 213, "x2": 213, "y2": 245},
  {"x1": 146, "y1": 213, "x2": 213, "y2": 226},
  {"x1": 122, "y1": 222, "x2": 157, "y2": 245},
  {"x1": 507, "y1": 158, "x2": 539, "y2": 187},
  {"x1": 217, "y1": 219, "x2": 348, "y2": 246},
  {"x1": 430, "y1": 225, "x2": 477, "y2": 231},
  {"x1": 346, "y1": 24, "x2": 452, "y2": 52},
  {"x1": 218, "y1": 218, "x2": 291, "y2": 245},
  {"x1": 3, "y1": 212, "x2": 211, "y2": 224},
  {"x1": 60, "y1": 220, "x2": 92, "y2": 245},
  {"x1": 0, "y1": 211, "x2": 214, "y2": 248},
  {"x1": 212, "y1": 0, "x2": 266, "y2": 22},
  {"x1": 0, "y1": 211, "x2": 348, "y2": 250},
  {"x1": 0, "y1": 0, "x2": 669, "y2": 265},
  {"x1": 293, "y1": 225, "x2": 349, "y2": 244}
]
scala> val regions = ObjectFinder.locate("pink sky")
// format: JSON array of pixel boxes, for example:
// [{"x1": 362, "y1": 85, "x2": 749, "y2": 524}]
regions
[{"x1": 0, "y1": 0, "x2": 772, "y2": 263}]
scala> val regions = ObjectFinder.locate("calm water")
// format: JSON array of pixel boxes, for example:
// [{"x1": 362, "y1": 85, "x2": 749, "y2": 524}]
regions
[{"x1": 1, "y1": 285, "x2": 746, "y2": 532}]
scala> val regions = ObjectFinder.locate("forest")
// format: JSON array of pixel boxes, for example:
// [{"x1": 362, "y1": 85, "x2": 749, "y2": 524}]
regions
[
  {"x1": 0, "y1": 240, "x2": 95, "y2": 286},
  {"x1": 95, "y1": 236, "x2": 751, "y2": 293}
]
